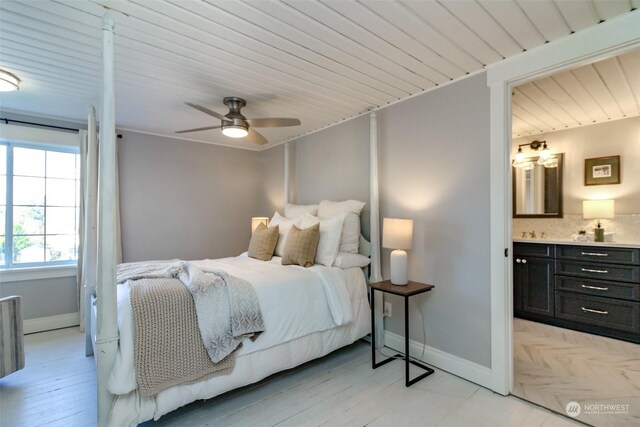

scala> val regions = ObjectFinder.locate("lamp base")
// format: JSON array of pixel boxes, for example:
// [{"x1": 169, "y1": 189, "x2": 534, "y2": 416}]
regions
[
  {"x1": 390, "y1": 250, "x2": 408, "y2": 285},
  {"x1": 594, "y1": 227, "x2": 605, "y2": 242}
]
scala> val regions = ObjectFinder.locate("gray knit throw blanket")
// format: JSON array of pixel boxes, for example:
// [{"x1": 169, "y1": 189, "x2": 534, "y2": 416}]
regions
[{"x1": 119, "y1": 261, "x2": 264, "y2": 396}]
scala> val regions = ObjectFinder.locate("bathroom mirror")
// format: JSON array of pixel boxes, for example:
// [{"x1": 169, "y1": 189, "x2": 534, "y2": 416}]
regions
[{"x1": 512, "y1": 153, "x2": 564, "y2": 218}]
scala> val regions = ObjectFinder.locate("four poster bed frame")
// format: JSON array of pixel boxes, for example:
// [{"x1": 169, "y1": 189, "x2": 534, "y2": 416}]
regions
[{"x1": 92, "y1": 14, "x2": 383, "y2": 427}]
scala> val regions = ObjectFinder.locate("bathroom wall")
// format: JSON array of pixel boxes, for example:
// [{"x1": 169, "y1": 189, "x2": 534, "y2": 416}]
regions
[{"x1": 513, "y1": 116, "x2": 640, "y2": 243}]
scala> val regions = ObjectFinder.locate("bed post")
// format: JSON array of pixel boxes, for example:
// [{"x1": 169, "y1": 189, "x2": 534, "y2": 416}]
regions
[
  {"x1": 284, "y1": 141, "x2": 290, "y2": 205},
  {"x1": 97, "y1": 12, "x2": 118, "y2": 427},
  {"x1": 85, "y1": 106, "x2": 97, "y2": 357},
  {"x1": 369, "y1": 111, "x2": 384, "y2": 347}
]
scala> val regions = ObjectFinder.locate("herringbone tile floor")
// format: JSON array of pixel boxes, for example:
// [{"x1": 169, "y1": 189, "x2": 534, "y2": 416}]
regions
[{"x1": 513, "y1": 318, "x2": 640, "y2": 426}]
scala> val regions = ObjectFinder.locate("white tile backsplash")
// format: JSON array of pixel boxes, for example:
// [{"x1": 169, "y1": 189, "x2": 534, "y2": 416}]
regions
[{"x1": 513, "y1": 214, "x2": 640, "y2": 243}]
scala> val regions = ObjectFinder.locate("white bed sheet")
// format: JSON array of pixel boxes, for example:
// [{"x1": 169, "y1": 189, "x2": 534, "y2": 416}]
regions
[{"x1": 106, "y1": 254, "x2": 370, "y2": 426}]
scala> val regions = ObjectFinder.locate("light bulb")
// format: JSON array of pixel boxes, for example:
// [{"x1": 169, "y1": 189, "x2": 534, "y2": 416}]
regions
[
  {"x1": 514, "y1": 149, "x2": 525, "y2": 163},
  {"x1": 538, "y1": 144, "x2": 551, "y2": 160}
]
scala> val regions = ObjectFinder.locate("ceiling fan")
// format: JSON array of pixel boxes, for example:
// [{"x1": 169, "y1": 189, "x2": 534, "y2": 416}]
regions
[{"x1": 176, "y1": 97, "x2": 301, "y2": 145}]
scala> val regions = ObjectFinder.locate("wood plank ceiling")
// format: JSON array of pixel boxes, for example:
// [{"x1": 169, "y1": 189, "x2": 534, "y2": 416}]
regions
[
  {"x1": 512, "y1": 50, "x2": 640, "y2": 138},
  {"x1": 0, "y1": 0, "x2": 638, "y2": 150}
]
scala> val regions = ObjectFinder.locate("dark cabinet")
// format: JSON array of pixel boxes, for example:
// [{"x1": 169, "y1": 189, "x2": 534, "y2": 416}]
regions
[
  {"x1": 514, "y1": 244, "x2": 554, "y2": 318},
  {"x1": 514, "y1": 242, "x2": 640, "y2": 344}
]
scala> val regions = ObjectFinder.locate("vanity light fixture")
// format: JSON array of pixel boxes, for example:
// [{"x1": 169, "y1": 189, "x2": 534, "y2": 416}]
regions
[
  {"x1": 0, "y1": 69, "x2": 20, "y2": 92},
  {"x1": 512, "y1": 140, "x2": 557, "y2": 169}
]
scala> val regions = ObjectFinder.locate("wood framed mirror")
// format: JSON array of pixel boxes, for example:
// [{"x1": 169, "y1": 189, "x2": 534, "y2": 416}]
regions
[{"x1": 512, "y1": 153, "x2": 564, "y2": 218}]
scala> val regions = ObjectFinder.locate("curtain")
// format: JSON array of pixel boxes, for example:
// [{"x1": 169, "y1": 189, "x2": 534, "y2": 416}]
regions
[{"x1": 78, "y1": 107, "x2": 122, "y2": 354}]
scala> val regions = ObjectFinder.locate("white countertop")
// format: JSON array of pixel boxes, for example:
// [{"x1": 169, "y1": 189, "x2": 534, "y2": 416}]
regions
[{"x1": 512, "y1": 238, "x2": 640, "y2": 249}]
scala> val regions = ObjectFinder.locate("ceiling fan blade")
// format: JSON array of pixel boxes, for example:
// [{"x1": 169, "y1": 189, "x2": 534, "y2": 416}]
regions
[
  {"x1": 247, "y1": 128, "x2": 268, "y2": 145},
  {"x1": 245, "y1": 118, "x2": 301, "y2": 128},
  {"x1": 185, "y1": 102, "x2": 226, "y2": 121},
  {"x1": 175, "y1": 125, "x2": 222, "y2": 134}
]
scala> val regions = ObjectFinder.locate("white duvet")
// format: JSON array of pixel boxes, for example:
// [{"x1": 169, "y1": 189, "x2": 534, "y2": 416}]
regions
[{"x1": 108, "y1": 253, "x2": 368, "y2": 398}]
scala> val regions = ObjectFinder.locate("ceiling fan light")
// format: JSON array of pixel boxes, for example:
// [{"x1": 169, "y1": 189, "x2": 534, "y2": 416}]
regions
[
  {"x1": 222, "y1": 125, "x2": 248, "y2": 138},
  {"x1": 0, "y1": 69, "x2": 20, "y2": 92}
]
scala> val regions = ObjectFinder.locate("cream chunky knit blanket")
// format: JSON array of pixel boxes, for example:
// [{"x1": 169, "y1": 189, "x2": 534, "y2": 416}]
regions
[{"x1": 119, "y1": 261, "x2": 264, "y2": 397}]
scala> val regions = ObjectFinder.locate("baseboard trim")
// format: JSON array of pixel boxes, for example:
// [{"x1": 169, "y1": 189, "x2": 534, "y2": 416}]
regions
[
  {"x1": 384, "y1": 330, "x2": 492, "y2": 389},
  {"x1": 24, "y1": 312, "x2": 80, "y2": 334}
]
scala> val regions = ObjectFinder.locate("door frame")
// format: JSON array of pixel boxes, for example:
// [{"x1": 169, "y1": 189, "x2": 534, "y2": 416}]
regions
[{"x1": 487, "y1": 11, "x2": 640, "y2": 395}]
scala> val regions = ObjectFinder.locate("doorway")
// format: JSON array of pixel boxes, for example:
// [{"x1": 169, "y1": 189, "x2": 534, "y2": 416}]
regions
[
  {"x1": 486, "y1": 5, "x2": 640, "y2": 410},
  {"x1": 509, "y1": 49, "x2": 640, "y2": 426}
]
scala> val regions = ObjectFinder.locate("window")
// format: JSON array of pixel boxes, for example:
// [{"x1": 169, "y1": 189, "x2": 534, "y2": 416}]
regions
[{"x1": 0, "y1": 142, "x2": 80, "y2": 268}]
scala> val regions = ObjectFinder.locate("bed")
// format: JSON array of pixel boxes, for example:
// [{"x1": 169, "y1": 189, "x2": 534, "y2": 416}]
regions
[
  {"x1": 93, "y1": 253, "x2": 370, "y2": 426},
  {"x1": 93, "y1": 14, "x2": 383, "y2": 426}
]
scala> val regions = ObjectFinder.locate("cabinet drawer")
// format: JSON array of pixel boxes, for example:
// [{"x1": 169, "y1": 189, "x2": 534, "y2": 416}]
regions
[
  {"x1": 514, "y1": 243, "x2": 553, "y2": 258},
  {"x1": 556, "y1": 245, "x2": 640, "y2": 265},
  {"x1": 555, "y1": 291, "x2": 640, "y2": 333},
  {"x1": 555, "y1": 276, "x2": 640, "y2": 302},
  {"x1": 555, "y1": 260, "x2": 640, "y2": 283}
]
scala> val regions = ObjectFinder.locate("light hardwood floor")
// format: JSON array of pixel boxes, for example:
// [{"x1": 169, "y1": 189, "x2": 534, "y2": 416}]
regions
[
  {"x1": 1, "y1": 327, "x2": 582, "y2": 427},
  {"x1": 513, "y1": 318, "x2": 640, "y2": 427}
]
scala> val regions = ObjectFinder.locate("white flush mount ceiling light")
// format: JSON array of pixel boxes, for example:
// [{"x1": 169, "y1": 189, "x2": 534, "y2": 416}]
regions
[{"x1": 0, "y1": 69, "x2": 20, "y2": 92}]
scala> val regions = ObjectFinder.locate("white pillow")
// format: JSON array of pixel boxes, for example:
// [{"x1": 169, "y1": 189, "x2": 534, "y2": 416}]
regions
[
  {"x1": 334, "y1": 252, "x2": 371, "y2": 269},
  {"x1": 299, "y1": 213, "x2": 345, "y2": 267},
  {"x1": 269, "y1": 211, "x2": 299, "y2": 257},
  {"x1": 285, "y1": 203, "x2": 319, "y2": 219},
  {"x1": 318, "y1": 200, "x2": 366, "y2": 254}
]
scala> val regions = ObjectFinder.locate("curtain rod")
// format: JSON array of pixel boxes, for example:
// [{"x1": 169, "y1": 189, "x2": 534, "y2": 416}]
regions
[
  {"x1": 1, "y1": 117, "x2": 79, "y2": 133},
  {"x1": 1, "y1": 117, "x2": 123, "y2": 138}
]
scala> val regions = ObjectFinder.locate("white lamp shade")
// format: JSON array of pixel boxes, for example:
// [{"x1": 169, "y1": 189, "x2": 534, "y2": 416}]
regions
[
  {"x1": 383, "y1": 218, "x2": 413, "y2": 250},
  {"x1": 583, "y1": 200, "x2": 614, "y2": 219},
  {"x1": 251, "y1": 217, "x2": 269, "y2": 232}
]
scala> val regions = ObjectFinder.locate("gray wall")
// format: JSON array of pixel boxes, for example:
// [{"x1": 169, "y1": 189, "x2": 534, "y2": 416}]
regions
[
  {"x1": 380, "y1": 73, "x2": 491, "y2": 368},
  {"x1": 0, "y1": 276, "x2": 77, "y2": 320},
  {"x1": 275, "y1": 73, "x2": 491, "y2": 367},
  {"x1": 291, "y1": 115, "x2": 371, "y2": 237},
  {"x1": 118, "y1": 131, "x2": 261, "y2": 262},
  {"x1": 257, "y1": 143, "x2": 285, "y2": 217}
]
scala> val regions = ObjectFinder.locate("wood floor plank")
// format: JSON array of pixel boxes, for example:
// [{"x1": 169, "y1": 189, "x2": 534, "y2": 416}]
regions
[{"x1": 1, "y1": 326, "x2": 586, "y2": 427}]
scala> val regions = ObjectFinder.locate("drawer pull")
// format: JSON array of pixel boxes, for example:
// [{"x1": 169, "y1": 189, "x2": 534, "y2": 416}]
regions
[
  {"x1": 581, "y1": 268, "x2": 608, "y2": 274},
  {"x1": 581, "y1": 307, "x2": 608, "y2": 315},
  {"x1": 580, "y1": 252, "x2": 608, "y2": 257},
  {"x1": 581, "y1": 284, "x2": 609, "y2": 291}
]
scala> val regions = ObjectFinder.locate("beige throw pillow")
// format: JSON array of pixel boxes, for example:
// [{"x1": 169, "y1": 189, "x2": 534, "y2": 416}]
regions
[
  {"x1": 248, "y1": 223, "x2": 279, "y2": 261},
  {"x1": 281, "y1": 223, "x2": 320, "y2": 267}
]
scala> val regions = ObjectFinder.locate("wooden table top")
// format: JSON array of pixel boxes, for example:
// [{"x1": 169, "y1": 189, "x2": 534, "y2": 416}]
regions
[{"x1": 369, "y1": 280, "x2": 435, "y2": 297}]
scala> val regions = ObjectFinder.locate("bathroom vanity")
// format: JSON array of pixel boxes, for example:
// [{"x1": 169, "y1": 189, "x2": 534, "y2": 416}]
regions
[{"x1": 513, "y1": 239, "x2": 640, "y2": 343}]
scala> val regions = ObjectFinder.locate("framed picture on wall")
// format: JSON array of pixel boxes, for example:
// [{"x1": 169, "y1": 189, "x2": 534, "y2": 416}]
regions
[{"x1": 585, "y1": 155, "x2": 620, "y2": 186}]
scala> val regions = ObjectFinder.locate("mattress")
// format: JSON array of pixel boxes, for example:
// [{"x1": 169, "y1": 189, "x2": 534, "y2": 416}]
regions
[{"x1": 102, "y1": 254, "x2": 370, "y2": 426}]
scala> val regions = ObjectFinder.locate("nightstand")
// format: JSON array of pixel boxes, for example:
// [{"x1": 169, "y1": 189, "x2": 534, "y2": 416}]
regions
[{"x1": 369, "y1": 279, "x2": 435, "y2": 387}]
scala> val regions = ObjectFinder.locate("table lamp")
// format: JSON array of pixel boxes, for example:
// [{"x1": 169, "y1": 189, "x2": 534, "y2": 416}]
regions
[
  {"x1": 383, "y1": 218, "x2": 414, "y2": 286},
  {"x1": 251, "y1": 217, "x2": 269, "y2": 233},
  {"x1": 583, "y1": 200, "x2": 614, "y2": 242}
]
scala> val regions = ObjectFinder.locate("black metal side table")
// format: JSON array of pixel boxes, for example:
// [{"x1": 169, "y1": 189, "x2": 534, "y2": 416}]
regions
[{"x1": 369, "y1": 280, "x2": 435, "y2": 387}]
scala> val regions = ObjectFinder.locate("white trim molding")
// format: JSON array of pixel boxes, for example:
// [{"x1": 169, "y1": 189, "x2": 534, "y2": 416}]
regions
[
  {"x1": 384, "y1": 331, "x2": 492, "y2": 390},
  {"x1": 486, "y1": 11, "x2": 640, "y2": 396},
  {"x1": 24, "y1": 312, "x2": 80, "y2": 334},
  {"x1": 0, "y1": 265, "x2": 77, "y2": 282}
]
